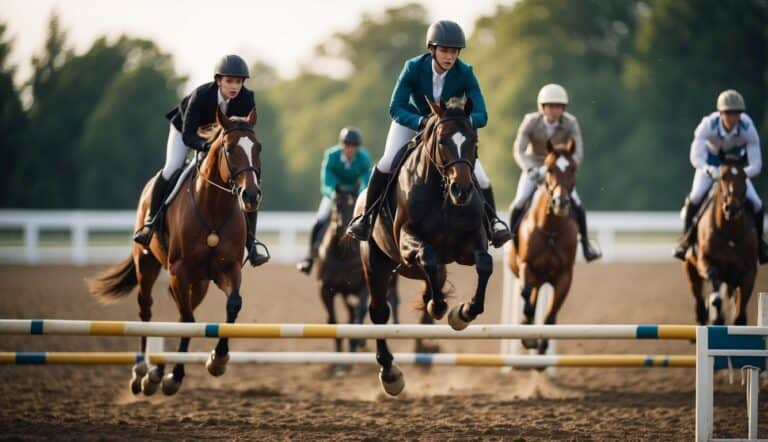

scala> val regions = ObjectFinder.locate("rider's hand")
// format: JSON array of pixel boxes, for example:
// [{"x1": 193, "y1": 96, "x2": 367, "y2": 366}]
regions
[
  {"x1": 704, "y1": 165, "x2": 720, "y2": 180},
  {"x1": 418, "y1": 118, "x2": 427, "y2": 130},
  {"x1": 528, "y1": 165, "x2": 547, "y2": 182},
  {"x1": 199, "y1": 142, "x2": 211, "y2": 152}
]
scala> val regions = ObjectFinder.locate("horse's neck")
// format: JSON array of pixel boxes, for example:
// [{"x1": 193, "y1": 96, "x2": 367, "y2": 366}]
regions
[
  {"x1": 194, "y1": 148, "x2": 236, "y2": 222},
  {"x1": 532, "y1": 192, "x2": 569, "y2": 232}
]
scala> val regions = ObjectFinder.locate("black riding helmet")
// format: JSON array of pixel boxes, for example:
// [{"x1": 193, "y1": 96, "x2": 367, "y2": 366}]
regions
[
  {"x1": 426, "y1": 20, "x2": 466, "y2": 49},
  {"x1": 214, "y1": 54, "x2": 250, "y2": 79},
  {"x1": 339, "y1": 127, "x2": 362, "y2": 146}
]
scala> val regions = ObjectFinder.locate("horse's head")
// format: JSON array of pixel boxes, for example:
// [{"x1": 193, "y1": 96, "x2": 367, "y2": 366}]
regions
[
  {"x1": 424, "y1": 97, "x2": 478, "y2": 206},
  {"x1": 332, "y1": 185, "x2": 359, "y2": 233},
  {"x1": 208, "y1": 107, "x2": 262, "y2": 212},
  {"x1": 543, "y1": 139, "x2": 577, "y2": 217},
  {"x1": 718, "y1": 162, "x2": 748, "y2": 221}
]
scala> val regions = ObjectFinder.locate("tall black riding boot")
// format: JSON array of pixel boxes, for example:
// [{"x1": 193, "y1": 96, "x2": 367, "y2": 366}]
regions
[
  {"x1": 508, "y1": 206, "x2": 525, "y2": 248},
  {"x1": 346, "y1": 168, "x2": 390, "y2": 241},
  {"x1": 673, "y1": 197, "x2": 699, "y2": 261},
  {"x1": 297, "y1": 219, "x2": 327, "y2": 274},
  {"x1": 573, "y1": 202, "x2": 601, "y2": 262},
  {"x1": 245, "y1": 211, "x2": 270, "y2": 267},
  {"x1": 133, "y1": 174, "x2": 171, "y2": 247},
  {"x1": 752, "y1": 208, "x2": 768, "y2": 265},
  {"x1": 481, "y1": 187, "x2": 512, "y2": 248}
]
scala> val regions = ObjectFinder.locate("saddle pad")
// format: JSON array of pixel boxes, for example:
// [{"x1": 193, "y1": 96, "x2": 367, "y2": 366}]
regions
[{"x1": 163, "y1": 160, "x2": 196, "y2": 206}]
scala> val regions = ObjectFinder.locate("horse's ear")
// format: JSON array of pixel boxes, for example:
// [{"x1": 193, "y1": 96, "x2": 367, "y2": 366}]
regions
[
  {"x1": 567, "y1": 138, "x2": 575, "y2": 155},
  {"x1": 216, "y1": 106, "x2": 231, "y2": 130},
  {"x1": 425, "y1": 96, "x2": 443, "y2": 117},
  {"x1": 546, "y1": 139, "x2": 555, "y2": 153},
  {"x1": 464, "y1": 97, "x2": 473, "y2": 116},
  {"x1": 247, "y1": 108, "x2": 257, "y2": 126}
]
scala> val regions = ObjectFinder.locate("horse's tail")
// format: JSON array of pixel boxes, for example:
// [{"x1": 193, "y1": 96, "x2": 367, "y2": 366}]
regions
[{"x1": 86, "y1": 255, "x2": 138, "y2": 303}]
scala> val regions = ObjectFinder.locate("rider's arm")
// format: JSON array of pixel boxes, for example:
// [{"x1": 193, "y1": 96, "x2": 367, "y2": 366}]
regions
[
  {"x1": 321, "y1": 150, "x2": 337, "y2": 199},
  {"x1": 181, "y1": 88, "x2": 210, "y2": 151},
  {"x1": 389, "y1": 60, "x2": 424, "y2": 131},
  {"x1": 464, "y1": 65, "x2": 488, "y2": 129},
  {"x1": 743, "y1": 117, "x2": 762, "y2": 178},
  {"x1": 689, "y1": 117, "x2": 710, "y2": 170},
  {"x1": 571, "y1": 117, "x2": 584, "y2": 166},
  {"x1": 513, "y1": 114, "x2": 536, "y2": 171}
]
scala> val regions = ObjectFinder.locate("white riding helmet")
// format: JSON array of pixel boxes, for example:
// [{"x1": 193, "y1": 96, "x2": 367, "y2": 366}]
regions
[
  {"x1": 716, "y1": 89, "x2": 746, "y2": 112},
  {"x1": 537, "y1": 83, "x2": 568, "y2": 111}
]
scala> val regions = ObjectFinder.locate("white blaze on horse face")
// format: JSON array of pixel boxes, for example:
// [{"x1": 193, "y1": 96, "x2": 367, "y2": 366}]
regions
[
  {"x1": 731, "y1": 168, "x2": 738, "y2": 176},
  {"x1": 451, "y1": 131, "x2": 467, "y2": 157},
  {"x1": 237, "y1": 136, "x2": 259, "y2": 186},
  {"x1": 555, "y1": 156, "x2": 570, "y2": 173}
]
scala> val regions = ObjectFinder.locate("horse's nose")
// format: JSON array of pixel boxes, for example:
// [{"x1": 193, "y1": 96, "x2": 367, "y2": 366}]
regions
[
  {"x1": 240, "y1": 187, "x2": 262, "y2": 211},
  {"x1": 449, "y1": 182, "x2": 465, "y2": 200}
]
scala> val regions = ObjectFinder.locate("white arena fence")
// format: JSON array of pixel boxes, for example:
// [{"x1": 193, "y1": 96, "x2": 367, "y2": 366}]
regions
[{"x1": 0, "y1": 209, "x2": 736, "y2": 265}]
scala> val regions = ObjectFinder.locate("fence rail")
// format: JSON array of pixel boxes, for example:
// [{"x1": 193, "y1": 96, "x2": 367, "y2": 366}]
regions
[{"x1": 0, "y1": 209, "x2": 720, "y2": 264}]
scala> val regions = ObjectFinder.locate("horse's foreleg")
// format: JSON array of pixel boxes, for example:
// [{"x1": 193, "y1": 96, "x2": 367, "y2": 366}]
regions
[
  {"x1": 386, "y1": 276, "x2": 400, "y2": 325},
  {"x1": 161, "y1": 308, "x2": 195, "y2": 396},
  {"x1": 400, "y1": 230, "x2": 446, "y2": 320},
  {"x1": 448, "y1": 250, "x2": 493, "y2": 330},
  {"x1": 320, "y1": 283, "x2": 341, "y2": 353},
  {"x1": 349, "y1": 285, "x2": 369, "y2": 353},
  {"x1": 206, "y1": 288, "x2": 242, "y2": 377},
  {"x1": 735, "y1": 269, "x2": 756, "y2": 325},
  {"x1": 704, "y1": 265, "x2": 725, "y2": 325},
  {"x1": 519, "y1": 265, "x2": 539, "y2": 350},
  {"x1": 538, "y1": 271, "x2": 574, "y2": 355},
  {"x1": 685, "y1": 260, "x2": 707, "y2": 326},
  {"x1": 363, "y1": 240, "x2": 403, "y2": 396}
]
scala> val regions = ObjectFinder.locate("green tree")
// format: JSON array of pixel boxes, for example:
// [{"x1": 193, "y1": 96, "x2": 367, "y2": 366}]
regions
[
  {"x1": 0, "y1": 22, "x2": 27, "y2": 207},
  {"x1": 623, "y1": 0, "x2": 768, "y2": 209},
  {"x1": 77, "y1": 41, "x2": 183, "y2": 208}
]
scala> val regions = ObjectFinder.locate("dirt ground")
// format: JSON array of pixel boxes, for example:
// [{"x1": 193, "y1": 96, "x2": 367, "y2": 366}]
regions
[{"x1": 0, "y1": 262, "x2": 767, "y2": 441}]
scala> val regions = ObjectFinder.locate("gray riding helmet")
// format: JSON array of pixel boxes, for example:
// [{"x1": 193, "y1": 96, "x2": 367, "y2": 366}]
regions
[
  {"x1": 339, "y1": 127, "x2": 362, "y2": 146},
  {"x1": 426, "y1": 20, "x2": 466, "y2": 49},
  {"x1": 214, "y1": 55, "x2": 250, "y2": 78}
]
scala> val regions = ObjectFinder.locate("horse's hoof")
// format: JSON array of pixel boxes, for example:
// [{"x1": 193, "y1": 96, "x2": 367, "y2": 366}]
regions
[
  {"x1": 537, "y1": 339, "x2": 549, "y2": 355},
  {"x1": 141, "y1": 368, "x2": 162, "y2": 396},
  {"x1": 379, "y1": 364, "x2": 405, "y2": 396},
  {"x1": 130, "y1": 362, "x2": 148, "y2": 395},
  {"x1": 447, "y1": 304, "x2": 470, "y2": 331},
  {"x1": 206, "y1": 351, "x2": 229, "y2": 377},
  {"x1": 426, "y1": 300, "x2": 447, "y2": 320},
  {"x1": 521, "y1": 338, "x2": 538, "y2": 350},
  {"x1": 161, "y1": 373, "x2": 182, "y2": 396}
]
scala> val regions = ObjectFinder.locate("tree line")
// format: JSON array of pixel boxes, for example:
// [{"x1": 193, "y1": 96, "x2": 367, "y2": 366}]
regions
[{"x1": 1, "y1": 0, "x2": 766, "y2": 211}]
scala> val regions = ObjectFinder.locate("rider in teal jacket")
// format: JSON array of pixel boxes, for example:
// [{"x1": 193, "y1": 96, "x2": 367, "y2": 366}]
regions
[
  {"x1": 297, "y1": 127, "x2": 371, "y2": 274},
  {"x1": 346, "y1": 20, "x2": 510, "y2": 247}
]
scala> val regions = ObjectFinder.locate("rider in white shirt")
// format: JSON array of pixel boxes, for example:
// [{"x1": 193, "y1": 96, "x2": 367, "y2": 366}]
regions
[{"x1": 673, "y1": 89, "x2": 768, "y2": 263}]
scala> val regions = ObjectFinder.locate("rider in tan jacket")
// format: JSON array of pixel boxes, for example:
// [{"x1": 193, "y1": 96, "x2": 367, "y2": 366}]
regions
[{"x1": 508, "y1": 83, "x2": 601, "y2": 262}]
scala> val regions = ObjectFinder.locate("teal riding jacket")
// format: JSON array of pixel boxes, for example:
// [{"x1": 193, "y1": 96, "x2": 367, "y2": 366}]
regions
[
  {"x1": 321, "y1": 146, "x2": 372, "y2": 199},
  {"x1": 389, "y1": 53, "x2": 488, "y2": 131}
]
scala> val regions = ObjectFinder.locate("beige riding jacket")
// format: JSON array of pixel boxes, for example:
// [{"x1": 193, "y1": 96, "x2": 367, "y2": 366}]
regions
[{"x1": 513, "y1": 111, "x2": 584, "y2": 171}]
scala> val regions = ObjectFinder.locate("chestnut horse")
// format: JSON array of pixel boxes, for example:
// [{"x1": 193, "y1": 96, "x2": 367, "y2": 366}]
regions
[
  {"x1": 357, "y1": 98, "x2": 492, "y2": 396},
  {"x1": 87, "y1": 108, "x2": 262, "y2": 395},
  {"x1": 684, "y1": 162, "x2": 757, "y2": 326},
  {"x1": 507, "y1": 140, "x2": 578, "y2": 354}
]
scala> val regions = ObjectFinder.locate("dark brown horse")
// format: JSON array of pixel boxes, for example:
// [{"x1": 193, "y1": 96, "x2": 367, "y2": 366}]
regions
[
  {"x1": 684, "y1": 163, "x2": 757, "y2": 326},
  {"x1": 87, "y1": 108, "x2": 262, "y2": 395},
  {"x1": 507, "y1": 140, "x2": 578, "y2": 354},
  {"x1": 356, "y1": 98, "x2": 492, "y2": 396}
]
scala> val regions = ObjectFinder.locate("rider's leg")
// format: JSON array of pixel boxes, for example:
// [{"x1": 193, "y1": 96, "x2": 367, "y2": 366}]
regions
[
  {"x1": 297, "y1": 197, "x2": 331, "y2": 274},
  {"x1": 244, "y1": 211, "x2": 270, "y2": 267},
  {"x1": 475, "y1": 160, "x2": 511, "y2": 248},
  {"x1": 508, "y1": 170, "x2": 538, "y2": 245},
  {"x1": 347, "y1": 121, "x2": 415, "y2": 241},
  {"x1": 571, "y1": 189, "x2": 601, "y2": 262},
  {"x1": 674, "y1": 169, "x2": 711, "y2": 260},
  {"x1": 134, "y1": 124, "x2": 185, "y2": 246},
  {"x1": 746, "y1": 178, "x2": 768, "y2": 264}
]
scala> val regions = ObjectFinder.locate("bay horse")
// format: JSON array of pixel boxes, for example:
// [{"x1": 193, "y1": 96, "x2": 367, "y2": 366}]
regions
[
  {"x1": 507, "y1": 140, "x2": 578, "y2": 354},
  {"x1": 87, "y1": 107, "x2": 262, "y2": 396},
  {"x1": 684, "y1": 162, "x2": 757, "y2": 326},
  {"x1": 356, "y1": 97, "x2": 492, "y2": 396}
]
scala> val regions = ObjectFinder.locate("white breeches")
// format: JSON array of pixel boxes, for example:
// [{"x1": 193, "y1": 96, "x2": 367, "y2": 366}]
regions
[
  {"x1": 162, "y1": 124, "x2": 190, "y2": 180},
  {"x1": 689, "y1": 168, "x2": 762, "y2": 210},
  {"x1": 376, "y1": 120, "x2": 491, "y2": 189},
  {"x1": 511, "y1": 172, "x2": 581, "y2": 209},
  {"x1": 315, "y1": 197, "x2": 332, "y2": 223}
]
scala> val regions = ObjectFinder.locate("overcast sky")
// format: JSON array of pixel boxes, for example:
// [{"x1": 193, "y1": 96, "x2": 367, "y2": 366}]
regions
[{"x1": 2, "y1": 0, "x2": 513, "y2": 88}]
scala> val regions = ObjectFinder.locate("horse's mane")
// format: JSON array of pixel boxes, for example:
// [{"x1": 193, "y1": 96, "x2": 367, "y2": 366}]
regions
[{"x1": 196, "y1": 116, "x2": 252, "y2": 143}]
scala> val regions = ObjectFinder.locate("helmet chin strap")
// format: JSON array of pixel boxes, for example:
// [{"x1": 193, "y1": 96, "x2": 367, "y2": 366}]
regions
[{"x1": 429, "y1": 46, "x2": 456, "y2": 73}]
